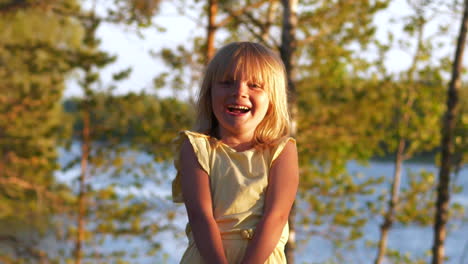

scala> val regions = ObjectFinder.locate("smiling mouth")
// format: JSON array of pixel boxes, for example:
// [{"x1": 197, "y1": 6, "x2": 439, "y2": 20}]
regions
[{"x1": 227, "y1": 105, "x2": 251, "y2": 114}]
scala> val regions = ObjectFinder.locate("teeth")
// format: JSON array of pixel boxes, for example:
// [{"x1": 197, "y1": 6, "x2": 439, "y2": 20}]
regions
[{"x1": 229, "y1": 105, "x2": 250, "y2": 110}]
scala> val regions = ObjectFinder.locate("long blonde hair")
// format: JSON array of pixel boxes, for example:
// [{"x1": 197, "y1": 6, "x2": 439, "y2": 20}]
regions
[{"x1": 195, "y1": 42, "x2": 290, "y2": 146}]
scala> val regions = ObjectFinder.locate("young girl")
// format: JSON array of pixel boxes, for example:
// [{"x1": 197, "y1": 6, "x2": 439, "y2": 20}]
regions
[{"x1": 172, "y1": 42, "x2": 299, "y2": 264}]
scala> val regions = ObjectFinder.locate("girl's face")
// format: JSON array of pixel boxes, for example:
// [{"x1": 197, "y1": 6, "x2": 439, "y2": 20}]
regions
[{"x1": 211, "y1": 75, "x2": 269, "y2": 141}]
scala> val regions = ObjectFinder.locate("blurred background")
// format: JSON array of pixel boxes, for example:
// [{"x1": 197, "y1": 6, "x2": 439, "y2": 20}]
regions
[{"x1": 0, "y1": 0, "x2": 467, "y2": 263}]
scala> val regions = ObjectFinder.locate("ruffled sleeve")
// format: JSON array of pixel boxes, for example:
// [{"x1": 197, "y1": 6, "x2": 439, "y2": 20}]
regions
[
  {"x1": 270, "y1": 137, "x2": 296, "y2": 166},
  {"x1": 172, "y1": 130, "x2": 212, "y2": 203}
]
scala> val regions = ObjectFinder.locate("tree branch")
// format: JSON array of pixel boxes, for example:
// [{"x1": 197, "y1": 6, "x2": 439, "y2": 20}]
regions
[
  {"x1": 0, "y1": 176, "x2": 66, "y2": 211},
  {"x1": 217, "y1": 0, "x2": 268, "y2": 28}
]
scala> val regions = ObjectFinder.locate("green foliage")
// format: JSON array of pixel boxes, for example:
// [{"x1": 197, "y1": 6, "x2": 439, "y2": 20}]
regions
[
  {"x1": 385, "y1": 247, "x2": 430, "y2": 264},
  {"x1": 397, "y1": 170, "x2": 437, "y2": 225},
  {"x1": 1, "y1": 0, "x2": 466, "y2": 262},
  {"x1": 153, "y1": 38, "x2": 205, "y2": 102},
  {"x1": 295, "y1": 72, "x2": 391, "y2": 257},
  {"x1": 1, "y1": 0, "x2": 168, "y2": 262},
  {"x1": 60, "y1": 9, "x2": 186, "y2": 261},
  {"x1": 105, "y1": 0, "x2": 163, "y2": 27},
  {"x1": 368, "y1": 3, "x2": 449, "y2": 261},
  {"x1": 0, "y1": 0, "x2": 83, "y2": 262},
  {"x1": 454, "y1": 86, "x2": 468, "y2": 172},
  {"x1": 63, "y1": 93, "x2": 193, "y2": 160}
]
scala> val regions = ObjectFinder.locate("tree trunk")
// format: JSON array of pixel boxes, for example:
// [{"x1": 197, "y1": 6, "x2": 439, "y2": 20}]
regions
[
  {"x1": 75, "y1": 109, "x2": 90, "y2": 264},
  {"x1": 280, "y1": 0, "x2": 298, "y2": 263},
  {"x1": 280, "y1": 0, "x2": 298, "y2": 132},
  {"x1": 261, "y1": 1, "x2": 278, "y2": 44},
  {"x1": 375, "y1": 139, "x2": 405, "y2": 264},
  {"x1": 432, "y1": 1, "x2": 468, "y2": 263},
  {"x1": 206, "y1": 0, "x2": 218, "y2": 63},
  {"x1": 375, "y1": 8, "x2": 425, "y2": 260}
]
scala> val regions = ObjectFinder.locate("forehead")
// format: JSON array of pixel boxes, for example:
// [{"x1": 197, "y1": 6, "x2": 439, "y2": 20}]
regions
[{"x1": 213, "y1": 51, "x2": 272, "y2": 83}]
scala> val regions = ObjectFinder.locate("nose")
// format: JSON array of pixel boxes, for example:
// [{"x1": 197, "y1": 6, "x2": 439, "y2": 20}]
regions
[{"x1": 232, "y1": 81, "x2": 248, "y2": 98}]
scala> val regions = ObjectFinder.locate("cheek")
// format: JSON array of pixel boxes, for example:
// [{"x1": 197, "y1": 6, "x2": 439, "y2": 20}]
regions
[
  {"x1": 259, "y1": 93, "x2": 270, "y2": 114},
  {"x1": 211, "y1": 88, "x2": 225, "y2": 104},
  {"x1": 210, "y1": 90, "x2": 219, "y2": 107},
  {"x1": 212, "y1": 99, "x2": 222, "y2": 112}
]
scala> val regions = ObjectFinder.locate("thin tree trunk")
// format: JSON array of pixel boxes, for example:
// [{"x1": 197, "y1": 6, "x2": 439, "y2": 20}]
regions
[
  {"x1": 74, "y1": 12, "x2": 97, "y2": 263},
  {"x1": 206, "y1": 0, "x2": 218, "y2": 63},
  {"x1": 75, "y1": 109, "x2": 90, "y2": 264},
  {"x1": 374, "y1": 139, "x2": 405, "y2": 264},
  {"x1": 280, "y1": 0, "x2": 298, "y2": 263},
  {"x1": 432, "y1": 1, "x2": 468, "y2": 263},
  {"x1": 374, "y1": 9, "x2": 424, "y2": 261},
  {"x1": 280, "y1": 0, "x2": 298, "y2": 134},
  {"x1": 261, "y1": 1, "x2": 278, "y2": 44}
]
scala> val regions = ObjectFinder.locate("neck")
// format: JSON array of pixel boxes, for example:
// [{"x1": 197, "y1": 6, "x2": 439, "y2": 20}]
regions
[
  {"x1": 215, "y1": 127, "x2": 255, "y2": 151},
  {"x1": 222, "y1": 138, "x2": 254, "y2": 151}
]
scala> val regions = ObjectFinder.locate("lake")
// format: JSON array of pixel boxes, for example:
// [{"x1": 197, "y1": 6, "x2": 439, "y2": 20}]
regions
[
  {"x1": 150, "y1": 161, "x2": 468, "y2": 264},
  {"x1": 55, "y1": 147, "x2": 467, "y2": 263}
]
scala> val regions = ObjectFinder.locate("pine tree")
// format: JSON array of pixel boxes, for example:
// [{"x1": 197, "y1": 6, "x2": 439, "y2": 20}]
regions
[{"x1": 0, "y1": 0, "x2": 83, "y2": 262}]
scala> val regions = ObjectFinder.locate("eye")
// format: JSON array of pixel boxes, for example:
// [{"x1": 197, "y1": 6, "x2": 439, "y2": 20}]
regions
[
  {"x1": 219, "y1": 80, "x2": 233, "y2": 86},
  {"x1": 248, "y1": 82, "x2": 263, "y2": 89}
]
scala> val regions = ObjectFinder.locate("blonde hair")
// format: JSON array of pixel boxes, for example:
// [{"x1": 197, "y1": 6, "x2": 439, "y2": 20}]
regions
[{"x1": 194, "y1": 42, "x2": 290, "y2": 147}]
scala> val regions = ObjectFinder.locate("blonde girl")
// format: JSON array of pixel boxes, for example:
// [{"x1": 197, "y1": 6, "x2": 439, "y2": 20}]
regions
[{"x1": 172, "y1": 41, "x2": 299, "y2": 264}]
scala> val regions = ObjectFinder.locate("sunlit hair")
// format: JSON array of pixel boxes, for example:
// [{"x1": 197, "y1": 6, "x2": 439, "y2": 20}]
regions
[{"x1": 194, "y1": 41, "x2": 290, "y2": 147}]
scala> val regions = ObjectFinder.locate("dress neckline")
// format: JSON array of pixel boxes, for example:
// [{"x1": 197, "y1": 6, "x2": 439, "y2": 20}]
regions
[
  {"x1": 218, "y1": 141, "x2": 256, "y2": 153},
  {"x1": 184, "y1": 130, "x2": 257, "y2": 153}
]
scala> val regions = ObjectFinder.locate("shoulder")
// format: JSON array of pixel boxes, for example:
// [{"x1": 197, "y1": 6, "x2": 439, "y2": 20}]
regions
[
  {"x1": 176, "y1": 130, "x2": 211, "y2": 144},
  {"x1": 179, "y1": 138, "x2": 204, "y2": 172},
  {"x1": 176, "y1": 130, "x2": 213, "y2": 175},
  {"x1": 172, "y1": 131, "x2": 212, "y2": 203},
  {"x1": 269, "y1": 139, "x2": 298, "y2": 185},
  {"x1": 182, "y1": 130, "x2": 211, "y2": 139},
  {"x1": 270, "y1": 137, "x2": 296, "y2": 165},
  {"x1": 175, "y1": 130, "x2": 213, "y2": 153},
  {"x1": 282, "y1": 139, "x2": 297, "y2": 154},
  {"x1": 272, "y1": 139, "x2": 297, "y2": 165}
]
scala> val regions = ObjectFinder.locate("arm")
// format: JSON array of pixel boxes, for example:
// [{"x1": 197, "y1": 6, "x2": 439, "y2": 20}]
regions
[
  {"x1": 241, "y1": 140, "x2": 299, "y2": 264},
  {"x1": 179, "y1": 139, "x2": 228, "y2": 264}
]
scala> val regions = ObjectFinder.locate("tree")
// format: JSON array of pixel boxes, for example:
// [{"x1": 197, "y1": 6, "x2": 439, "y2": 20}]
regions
[
  {"x1": 0, "y1": 0, "x2": 83, "y2": 262},
  {"x1": 279, "y1": 0, "x2": 298, "y2": 262},
  {"x1": 290, "y1": 1, "x2": 390, "y2": 261},
  {"x1": 432, "y1": 0, "x2": 468, "y2": 263},
  {"x1": 70, "y1": 11, "x2": 117, "y2": 263},
  {"x1": 63, "y1": 93, "x2": 193, "y2": 262},
  {"x1": 59, "y1": 2, "x2": 198, "y2": 262},
  {"x1": 206, "y1": 0, "x2": 218, "y2": 62},
  {"x1": 373, "y1": 1, "x2": 449, "y2": 262}
]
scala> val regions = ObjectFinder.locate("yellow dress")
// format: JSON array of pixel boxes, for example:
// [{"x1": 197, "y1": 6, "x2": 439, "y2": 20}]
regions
[{"x1": 172, "y1": 130, "x2": 294, "y2": 264}]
